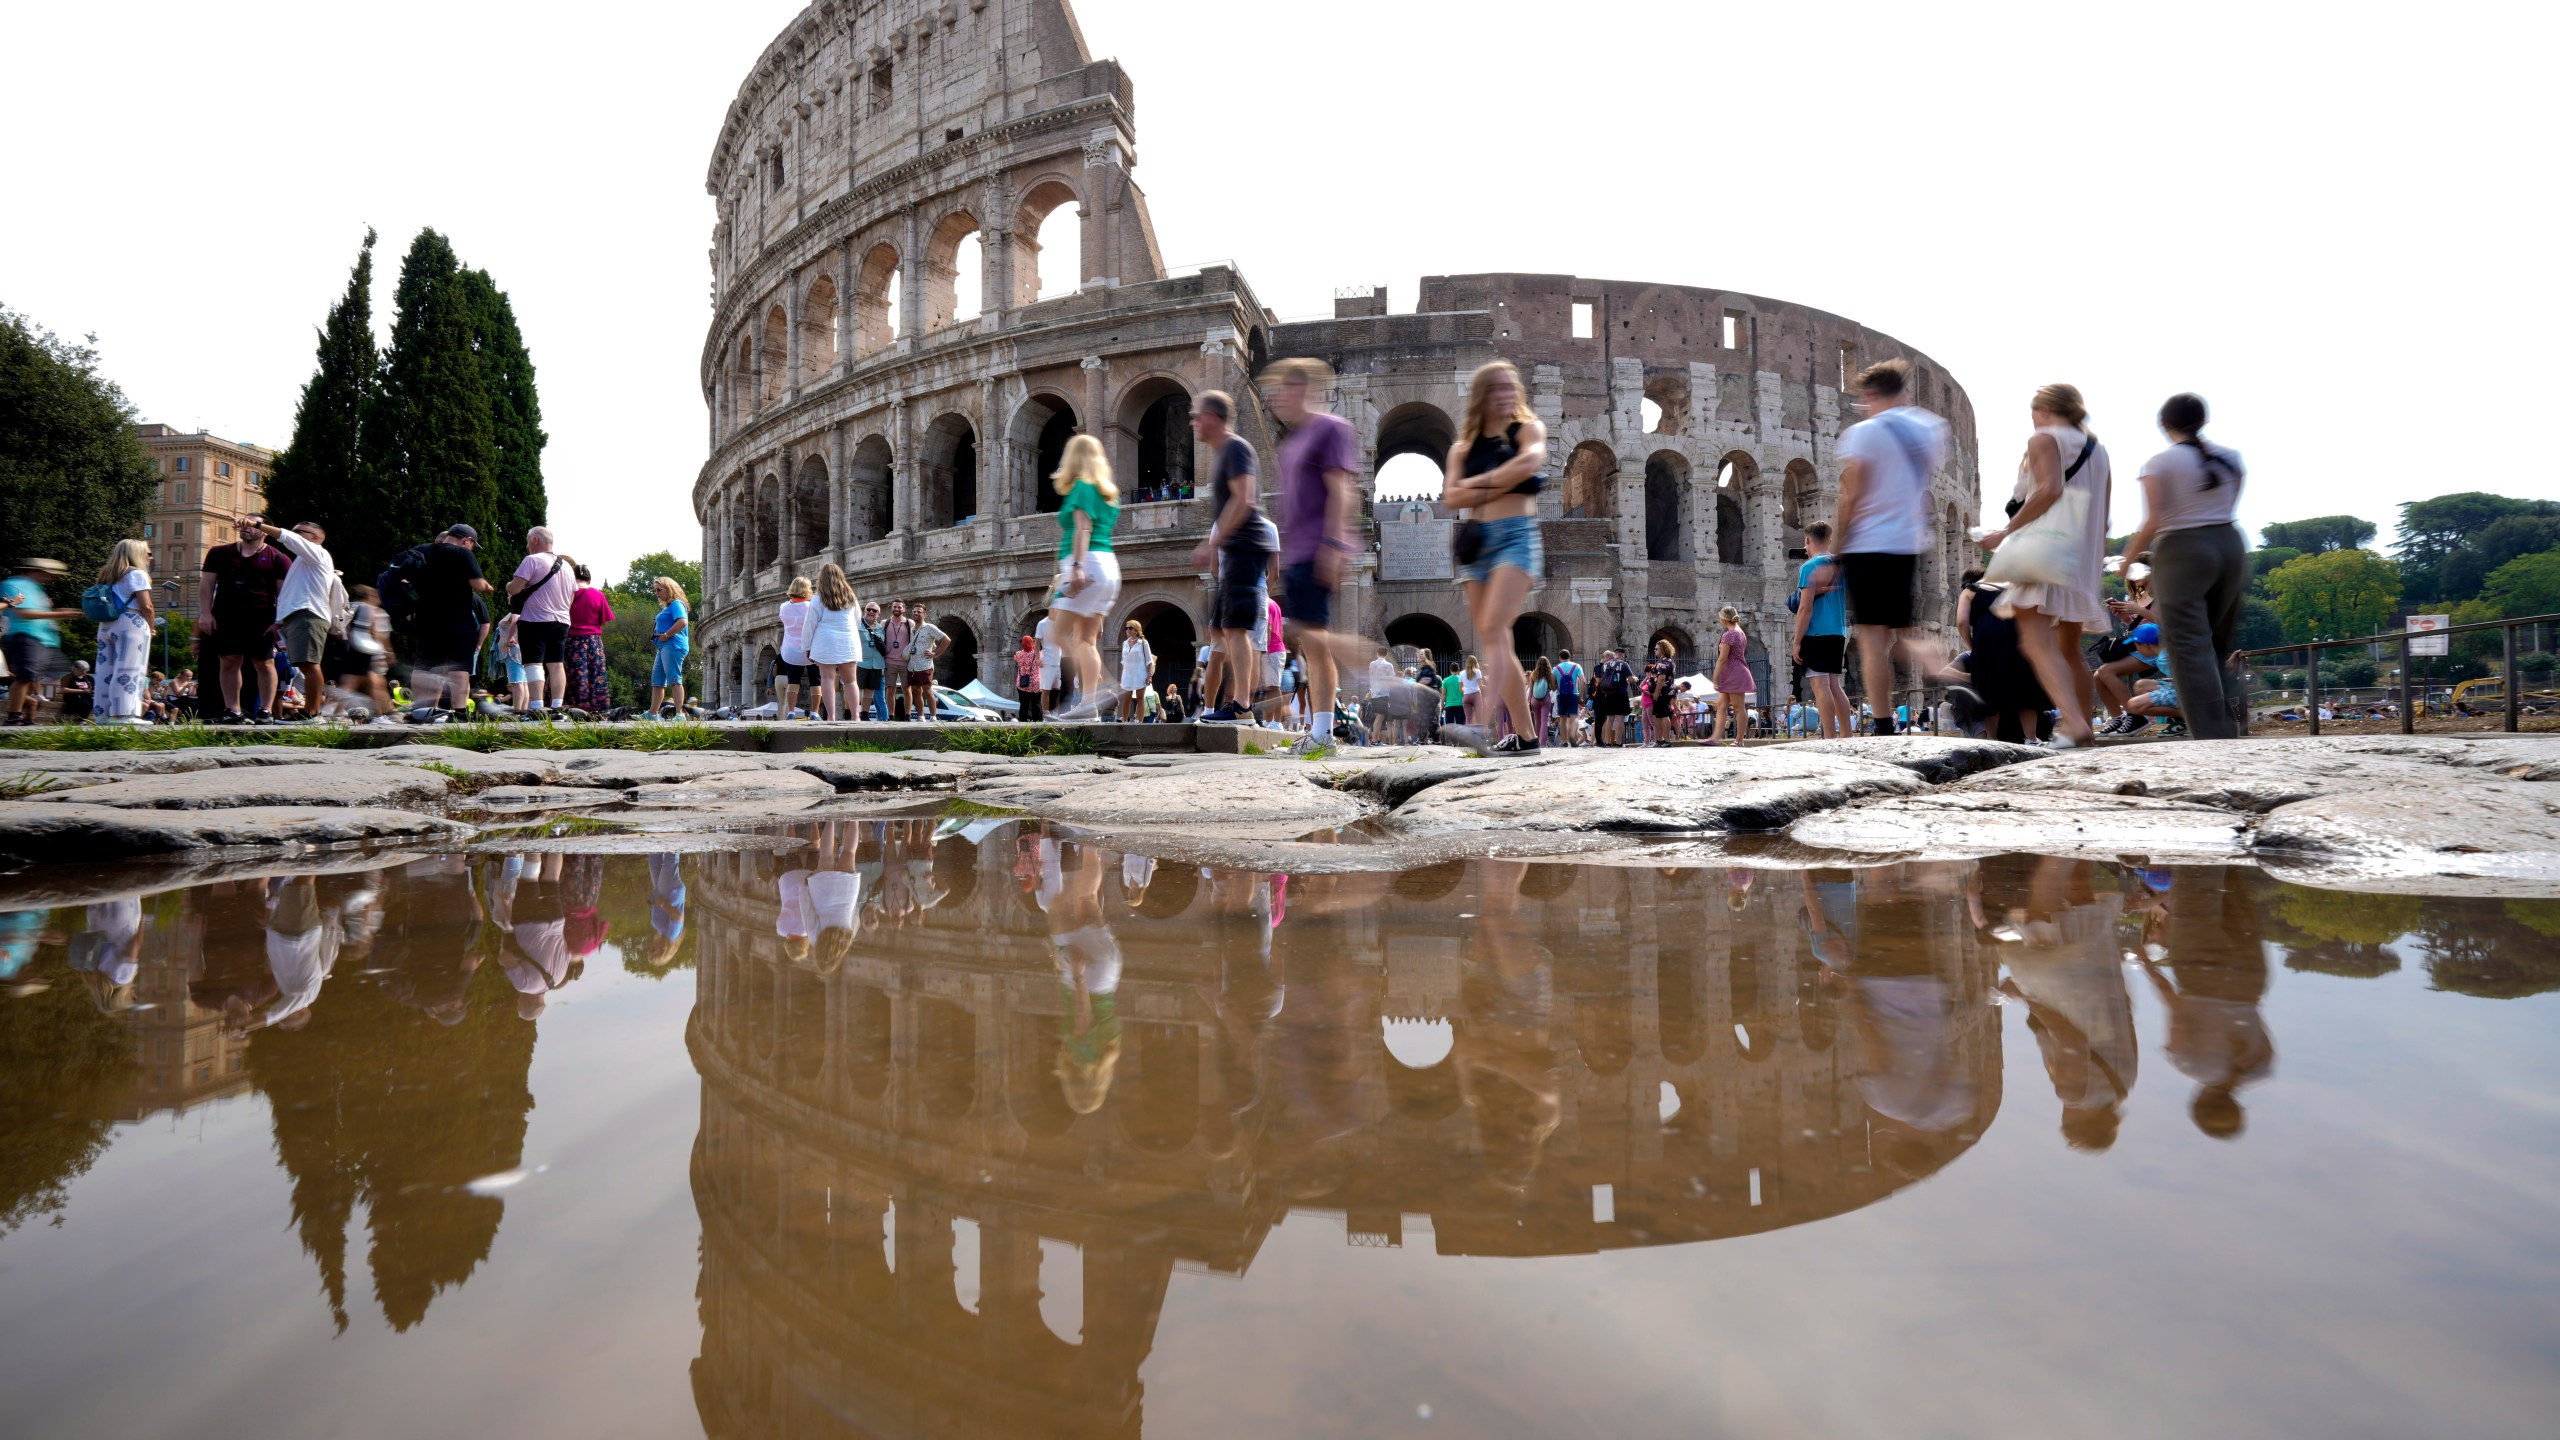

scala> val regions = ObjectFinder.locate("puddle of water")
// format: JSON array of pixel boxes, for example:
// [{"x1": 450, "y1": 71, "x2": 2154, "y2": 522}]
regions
[{"x1": 2, "y1": 826, "x2": 2558, "y2": 1439}]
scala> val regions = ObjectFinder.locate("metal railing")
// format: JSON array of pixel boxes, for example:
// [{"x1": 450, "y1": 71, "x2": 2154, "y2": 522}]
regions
[{"x1": 2236, "y1": 611, "x2": 2559, "y2": 736}]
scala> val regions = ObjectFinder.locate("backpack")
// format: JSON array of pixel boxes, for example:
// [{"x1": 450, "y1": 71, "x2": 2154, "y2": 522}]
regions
[
  {"x1": 377, "y1": 543, "x2": 433, "y2": 627},
  {"x1": 79, "y1": 582, "x2": 130, "y2": 622}
]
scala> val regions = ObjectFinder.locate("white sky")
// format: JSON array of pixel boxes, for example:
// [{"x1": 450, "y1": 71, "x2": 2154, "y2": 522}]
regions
[{"x1": 6, "y1": 1, "x2": 2554, "y2": 580}]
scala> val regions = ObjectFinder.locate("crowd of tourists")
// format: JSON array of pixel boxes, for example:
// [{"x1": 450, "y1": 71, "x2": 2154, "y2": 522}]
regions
[{"x1": 2, "y1": 357, "x2": 2244, "y2": 747}]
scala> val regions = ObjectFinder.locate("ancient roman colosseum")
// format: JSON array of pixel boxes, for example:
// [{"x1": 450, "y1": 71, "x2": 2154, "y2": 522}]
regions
[{"x1": 694, "y1": 0, "x2": 1980, "y2": 709}]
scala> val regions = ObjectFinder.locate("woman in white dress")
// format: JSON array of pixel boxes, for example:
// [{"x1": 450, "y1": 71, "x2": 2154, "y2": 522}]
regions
[
  {"x1": 1980, "y1": 383, "x2": 2110, "y2": 746},
  {"x1": 806, "y1": 563, "x2": 865, "y2": 721},
  {"x1": 92, "y1": 539, "x2": 157, "y2": 724},
  {"x1": 775, "y1": 576, "x2": 815, "y2": 719},
  {"x1": 1115, "y1": 620, "x2": 1155, "y2": 720}
]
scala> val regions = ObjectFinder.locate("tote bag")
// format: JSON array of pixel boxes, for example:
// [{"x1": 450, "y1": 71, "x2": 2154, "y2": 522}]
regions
[{"x1": 1983, "y1": 435, "x2": 2097, "y2": 589}]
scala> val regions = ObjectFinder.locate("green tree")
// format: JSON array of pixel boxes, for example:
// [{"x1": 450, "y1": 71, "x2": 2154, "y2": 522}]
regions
[
  {"x1": 0, "y1": 932, "x2": 136, "y2": 1236},
  {"x1": 2440, "y1": 514, "x2": 2560, "y2": 602},
  {"x1": 366, "y1": 230, "x2": 503, "y2": 578},
  {"x1": 2246, "y1": 546, "x2": 2303, "y2": 591},
  {"x1": 2237, "y1": 596, "x2": 2284, "y2": 650},
  {"x1": 2478, "y1": 548, "x2": 2560, "y2": 617},
  {"x1": 2258, "y1": 515, "x2": 2376, "y2": 555},
  {"x1": 266, "y1": 229, "x2": 379, "y2": 554},
  {"x1": 0, "y1": 305, "x2": 160, "y2": 582},
  {"x1": 458, "y1": 268, "x2": 547, "y2": 558},
  {"x1": 2396, "y1": 492, "x2": 2551, "y2": 605},
  {"x1": 2265, "y1": 548, "x2": 2402, "y2": 642},
  {"x1": 615, "y1": 550, "x2": 701, "y2": 603}
]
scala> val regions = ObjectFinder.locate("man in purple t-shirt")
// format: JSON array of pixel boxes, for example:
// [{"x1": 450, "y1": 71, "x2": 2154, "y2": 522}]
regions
[{"x1": 1265, "y1": 357, "x2": 1361, "y2": 753}]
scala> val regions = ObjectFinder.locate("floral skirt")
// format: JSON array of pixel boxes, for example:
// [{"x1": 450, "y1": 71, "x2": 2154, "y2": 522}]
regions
[{"x1": 566, "y1": 633, "x2": 610, "y2": 710}]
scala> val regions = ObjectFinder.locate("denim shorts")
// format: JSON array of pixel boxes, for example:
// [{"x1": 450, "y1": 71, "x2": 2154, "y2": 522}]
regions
[
  {"x1": 1458, "y1": 515, "x2": 1543, "y2": 586},
  {"x1": 651, "y1": 644, "x2": 689, "y2": 687}
]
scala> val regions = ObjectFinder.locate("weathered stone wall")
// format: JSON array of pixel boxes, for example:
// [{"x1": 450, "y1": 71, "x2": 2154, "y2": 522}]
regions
[{"x1": 695, "y1": 1, "x2": 1980, "y2": 708}]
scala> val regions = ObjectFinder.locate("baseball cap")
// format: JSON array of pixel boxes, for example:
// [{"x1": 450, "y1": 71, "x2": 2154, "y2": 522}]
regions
[
  {"x1": 2130, "y1": 623, "x2": 2161, "y2": 644},
  {"x1": 444, "y1": 523, "x2": 479, "y2": 541}
]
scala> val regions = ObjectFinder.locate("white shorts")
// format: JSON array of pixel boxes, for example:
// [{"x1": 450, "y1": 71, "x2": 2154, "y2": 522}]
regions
[
  {"x1": 1051, "y1": 550, "x2": 1121, "y2": 618},
  {"x1": 1261, "y1": 652, "x2": 1285, "y2": 690}
]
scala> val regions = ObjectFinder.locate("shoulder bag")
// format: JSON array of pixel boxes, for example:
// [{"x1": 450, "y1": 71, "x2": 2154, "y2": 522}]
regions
[{"x1": 1982, "y1": 435, "x2": 2097, "y2": 590}]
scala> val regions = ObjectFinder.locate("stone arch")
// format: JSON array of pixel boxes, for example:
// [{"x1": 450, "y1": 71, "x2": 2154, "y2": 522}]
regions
[
  {"x1": 1731, "y1": 952, "x2": 1779, "y2": 1064},
  {"x1": 917, "y1": 999, "x2": 977, "y2": 1121},
  {"x1": 847, "y1": 434, "x2": 893, "y2": 545},
  {"x1": 1113, "y1": 374, "x2": 1194, "y2": 501},
  {"x1": 918, "y1": 412, "x2": 979, "y2": 530},
  {"x1": 1014, "y1": 178, "x2": 1083, "y2": 306},
  {"x1": 932, "y1": 613, "x2": 979, "y2": 689},
  {"x1": 1716, "y1": 493, "x2": 1745, "y2": 565},
  {"x1": 754, "y1": 473, "x2": 782, "y2": 575},
  {"x1": 759, "y1": 304, "x2": 788, "y2": 409},
  {"x1": 1577, "y1": 995, "x2": 1634, "y2": 1077},
  {"x1": 844, "y1": 986, "x2": 893, "y2": 1099},
  {"x1": 1644, "y1": 450, "x2": 1692, "y2": 562},
  {"x1": 1384, "y1": 613, "x2": 1464, "y2": 671},
  {"x1": 922, "y1": 209, "x2": 981, "y2": 334},
  {"x1": 1121, "y1": 597, "x2": 1199, "y2": 693},
  {"x1": 1010, "y1": 392, "x2": 1079, "y2": 515},
  {"x1": 792, "y1": 455, "x2": 830, "y2": 560},
  {"x1": 1375, "y1": 401, "x2": 1456, "y2": 469},
  {"x1": 800, "y1": 274, "x2": 837, "y2": 383},
  {"x1": 1782, "y1": 458, "x2": 1818, "y2": 536},
  {"x1": 1562, "y1": 440, "x2": 1616, "y2": 520},
  {"x1": 1648, "y1": 624, "x2": 1696, "y2": 671},
  {"x1": 755, "y1": 642, "x2": 781, "y2": 701},
  {"x1": 733, "y1": 333, "x2": 758, "y2": 423},
  {"x1": 854, "y1": 241, "x2": 900, "y2": 358},
  {"x1": 1512, "y1": 611, "x2": 1570, "y2": 663},
  {"x1": 726, "y1": 478, "x2": 751, "y2": 579},
  {"x1": 1656, "y1": 937, "x2": 1706, "y2": 1066}
]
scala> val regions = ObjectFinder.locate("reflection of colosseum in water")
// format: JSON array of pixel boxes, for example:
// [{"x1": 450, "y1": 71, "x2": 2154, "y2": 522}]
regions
[
  {"x1": 693, "y1": 0, "x2": 1981, "y2": 705},
  {"x1": 685, "y1": 830, "x2": 2001, "y2": 1436}
]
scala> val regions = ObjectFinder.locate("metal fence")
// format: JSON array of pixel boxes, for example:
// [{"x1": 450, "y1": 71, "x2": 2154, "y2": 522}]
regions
[{"x1": 2236, "y1": 611, "x2": 2559, "y2": 736}]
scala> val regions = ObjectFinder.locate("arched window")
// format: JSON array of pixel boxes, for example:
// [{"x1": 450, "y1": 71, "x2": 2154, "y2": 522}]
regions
[
  {"x1": 759, "y1": 305, "x2": 787, "y2": 409},
  {"x1": 800, "y1": 275, "x2": 837, "y2": 383},
  {"x1": 847, "y1": 435, "x2": 893, "y2": 545},
  {"x1": 754, "y1": 473, "x2": 781, "y2": 575},
  {"x1": 923, "y1": 210, "x2": 982, "y2": 334},
  {"x1": 1016, "y1": 180, "x2": 1082, "y2": 304},
  {"x1": 1011, "y1": 394, "x2": 1079, "y2": 515},
  {"x1": 1644, "y1": 451, "x2": 1692, "y2": 561},
  {"x1": 1562, "y1": 441, "x2": 1616, "y2": 520},
  {"x1": 792, "y1": 456, "x2": 830, "y2": 559},
  {"x1": 1117, "y1": 378, "x2": 1194, "y2": 502},
  {"x1": 919, "y1": 413, "x2": 978, "y2": 529},
  {"x1": 854, "y1": 242, "x2": 900, "y2": 358}
]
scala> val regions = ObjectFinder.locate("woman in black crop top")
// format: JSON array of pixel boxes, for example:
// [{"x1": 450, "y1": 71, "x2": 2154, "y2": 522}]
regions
[{"x1": 1439, "y1": 359, "x2": 1550, "y2": 755}]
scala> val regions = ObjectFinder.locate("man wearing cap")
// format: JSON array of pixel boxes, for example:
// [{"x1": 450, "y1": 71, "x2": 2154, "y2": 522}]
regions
[
  {"x1": 416, "y1": 525, "x2": 496, "y2": 710},
  {"x1": 2, "y1": 558, "x2": 75, "y2": 725},
  {"x1": 2096, "y1": 622, "x2": 2172, "y2": 735}
]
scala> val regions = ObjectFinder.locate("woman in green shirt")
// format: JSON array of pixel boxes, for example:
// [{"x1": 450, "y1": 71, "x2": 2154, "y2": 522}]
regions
[{"x1": 1049, "y1": 433, "x2": 1122, "y2": 716}]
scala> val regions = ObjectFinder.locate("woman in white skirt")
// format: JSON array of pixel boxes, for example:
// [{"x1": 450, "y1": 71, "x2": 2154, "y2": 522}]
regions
[
  {"x1": 1048, "y1": 433, "x2": 1122, "y2": 717},
  {"x1": 1116, "y1": 619, "x2": 1155, "y2": 720},
  {"x1": 1981, "y1": 383, "x2": 2110, "y2": 747},
  {"x1": 806, "y1": 563, "x2": 865, "y2": 721},
  {"x1": 92, "y1": 539, "x2": 157, "y2": 724}
]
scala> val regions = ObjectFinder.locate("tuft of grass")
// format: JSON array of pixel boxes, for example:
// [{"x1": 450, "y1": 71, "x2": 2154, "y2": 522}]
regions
[
  {"x1": 807, "y1": 725, "x2": 1097, "y2": 758},
  {"x1": 416, "y1": 760, "x2": 499, "y2": 795},
  {"x1": 745, "y1": 723, "x2": 775, "y2": 746},
  {"x1": 940, "y1": 797, "x2": 1028, "y2": 820},
  {"x1": 1241, "y1": 742, "x2": 1266, "y2": 756},
  {"x1": 2, "y1": 717, "x2": 713, "y2": 755},
  {"x1": 0, "y1": 769, "x2": 67, "y2": 797}
]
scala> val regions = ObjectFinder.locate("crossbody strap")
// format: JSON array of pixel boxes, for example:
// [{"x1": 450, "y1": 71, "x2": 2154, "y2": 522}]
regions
[{"x1": 2063, "y1": 433, "x2": 2096, "y2": 481}]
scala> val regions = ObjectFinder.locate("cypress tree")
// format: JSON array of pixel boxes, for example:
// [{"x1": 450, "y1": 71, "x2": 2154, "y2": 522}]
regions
[
  {"x1": 267, "y1": 228, "x2": 379, "y2": 568},
  {"x1": 459, "y1": 267, "x2": 547, "y2": 558},
  {"x1": 370, "y1": 230, "x2": 502, "y2": 575}
]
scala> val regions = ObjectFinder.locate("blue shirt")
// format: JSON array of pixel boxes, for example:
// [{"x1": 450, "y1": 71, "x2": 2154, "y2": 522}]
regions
[
  {"x1": 2, "y1": 578, "x2": 60, "y2": 648},
  {"x1": 1795, "y1": 556, "x2": 1847, "y2": 637},
  {"x1": 655, "y1": 600, "x2": 690, "y2": 648}
]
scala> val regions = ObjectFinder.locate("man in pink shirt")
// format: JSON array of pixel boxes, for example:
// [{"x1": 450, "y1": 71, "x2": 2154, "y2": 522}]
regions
[{"x1": 505, "y1": 526, "x2": 578, "y2": 712}]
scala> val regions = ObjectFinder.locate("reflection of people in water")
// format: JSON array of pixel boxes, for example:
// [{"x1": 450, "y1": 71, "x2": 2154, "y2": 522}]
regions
[
  {"x1": 807, "y1": 821, "x2": 863, "y2": 972},
  {"x1": 1046, "y1": 838, "x2": 1121, "y2": 1114},
  {"x1": 1455, "y1": 859, "x2": 1562, "y2": 1193},
  {"x1": 1200, "y1": 862, "x2": 1282, "y2": 1158},
  {"x1": 645, "y1": 851, "x2": 687, "y2": 971},
  {"x1": 0, "y1": 907, "x2": 63, "y2": 981},
  {"x1": 775, "y1": 861, "x2": 814, "y2": 965},
  {"x1": 487, "y1": 854, "x2": 580, "y2": 1019},
  {"x1": 1981, "y1": 856, "x2": 2135, "y2": 1151},
  {"x1": 2135, "y1": 867, "x2": 2273, "y2": 1140},
  {"x1": 1811, "y1": 862, "x2": 1979, "y2": 1150},
  {"x1": 68, "y1": 896, "x2": 145, "y2": 1013}
]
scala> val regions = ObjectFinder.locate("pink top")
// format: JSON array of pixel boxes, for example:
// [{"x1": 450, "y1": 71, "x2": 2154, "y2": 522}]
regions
[
  {"x1": 568, "y1": 587, "x2": 616, "y2": 637},
  {"x1": 1265, "y1": 597, "x2": 1285, "y2": 653}
]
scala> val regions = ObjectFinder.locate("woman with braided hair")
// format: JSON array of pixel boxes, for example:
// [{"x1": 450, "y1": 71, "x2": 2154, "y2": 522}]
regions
[{"x1": 2122, "y1": 392, "x2": 2249, "y2": 739}]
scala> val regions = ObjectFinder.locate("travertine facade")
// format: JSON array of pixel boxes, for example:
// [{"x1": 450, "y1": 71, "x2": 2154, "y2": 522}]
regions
[
  {"x1": 132, "y1": 423, "x2": 274, "y2": 621},
  {"x1": 696, "y1": 0, "x2": 1979, "y2": 707}
]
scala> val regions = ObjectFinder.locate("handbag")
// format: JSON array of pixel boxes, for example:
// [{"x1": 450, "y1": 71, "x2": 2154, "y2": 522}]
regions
[{"x1": 1983, "y1": 435, "x2": 2098, "y2": 589}]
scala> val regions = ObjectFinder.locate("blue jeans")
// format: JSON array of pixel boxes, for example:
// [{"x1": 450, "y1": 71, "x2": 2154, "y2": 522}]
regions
[
  {"x1": 861, "y1": 673, "x2": 887, "y2": 719},
  {"x1": 1458, "y1": 515, "x2": 1543, "y2": 585}
]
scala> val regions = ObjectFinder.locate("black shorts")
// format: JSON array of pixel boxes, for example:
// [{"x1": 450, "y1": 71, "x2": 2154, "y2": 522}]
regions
[
  {"x1": 1594, "y1": 691, "x2": 1631, "y2": 718},
  {"x1": 417, "y1": 615, "x2": 481, "y2": 671},
  {"x1": 1280, "y1": 560, "x2": 1333, "y2": 629},
  {"x1": 1800, "y1": 633, "x2": 1847, "y2": 675},
  {"x1": 1840, "y1": 552, "x2": 1919, "y2": 631},
  {"x1": 1214, "y1": 547, "x2": 1271, "y2": 630},
  {"x1": 517, "y1": 619, "x2": 568, "y2": 665},
  {"x1": 207, "y1": 611, "x2": 278, "y2": 657},
  {"x1": 774, "y1": 659, "x2": 817, "y2": 685}
]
